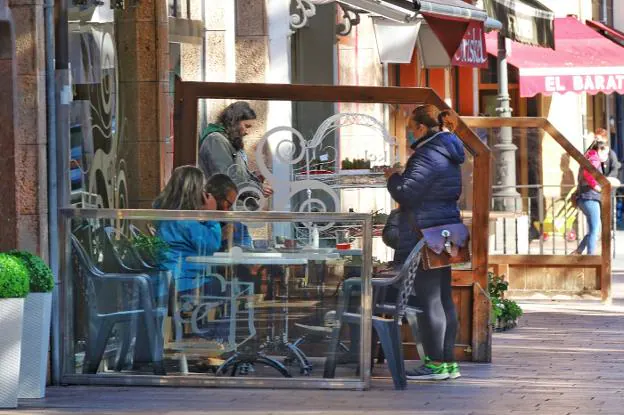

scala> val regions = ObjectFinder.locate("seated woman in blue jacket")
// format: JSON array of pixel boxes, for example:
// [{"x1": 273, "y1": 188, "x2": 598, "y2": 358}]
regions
[
  {"x1": 383, "y1": 105, "x2": 464, "y2": 382},
  {"x1": 153, "y1": 165, "x2": 222, "y2": 293}
]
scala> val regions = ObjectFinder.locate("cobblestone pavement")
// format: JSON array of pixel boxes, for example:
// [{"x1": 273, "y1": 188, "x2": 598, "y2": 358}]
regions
[{"x1": 10, "y1": 301, "x2": 624, "y2": 415}]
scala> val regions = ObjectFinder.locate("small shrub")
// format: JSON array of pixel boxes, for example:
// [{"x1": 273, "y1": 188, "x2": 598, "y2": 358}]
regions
[
  {"x1": 488, "y1": 272, "x2": 523, "y2": 330},
  {"x1": 0, "y1": 253, "x2": 30, "y2": 299},
  {"x1": 9, "y1": 250, "x2": 54, "y2": 293},
  {"x1": 501, "y1": 299, "x2": 523, "y2": 322}
]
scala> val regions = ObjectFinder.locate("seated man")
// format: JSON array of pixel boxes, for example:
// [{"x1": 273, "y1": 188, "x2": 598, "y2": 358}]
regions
[
  {"x1": 204, "y1": 173, "x2": 252, "y2": 250},
  {"x1": 205, "y1": 174, "x2": 278, "y2": 297}
]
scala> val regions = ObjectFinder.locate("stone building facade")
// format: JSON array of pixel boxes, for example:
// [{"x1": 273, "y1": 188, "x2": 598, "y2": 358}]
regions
[{"x1": 0, "y1": 0, "x2": 48, "y2": 258}]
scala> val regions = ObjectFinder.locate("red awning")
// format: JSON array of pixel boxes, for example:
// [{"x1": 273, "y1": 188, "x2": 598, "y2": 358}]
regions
[{"x1": 485, "y1": 17, "x2": 624, "y2": 97}]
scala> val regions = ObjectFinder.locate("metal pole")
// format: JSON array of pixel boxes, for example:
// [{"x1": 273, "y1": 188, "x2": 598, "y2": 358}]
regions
[
  {"x1": 52, "y1": 0, "x2": 71, "y2": 385},
  {"x1": 601, "y1": 0, "x2": 608, "y2": 24},
  {"x1": 44, "y1": 0, "x2": 59, "y2": 385},
  {"x1": 601, "y1": 0, "x2": 611, "y2": 140},
  {"x1": 494, "y1": 33, "x2": 519, "y2": 212}
]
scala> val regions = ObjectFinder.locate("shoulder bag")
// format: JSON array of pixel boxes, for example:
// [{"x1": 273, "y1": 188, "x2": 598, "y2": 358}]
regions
[{"x1": 419, "y1": 223, "x2": 471, "y2": 270}]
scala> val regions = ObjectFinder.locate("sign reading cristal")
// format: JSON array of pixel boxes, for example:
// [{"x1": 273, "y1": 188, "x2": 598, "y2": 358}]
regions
[{"x1": 452, "y1": 21, "x2": 488, "y2": 68}]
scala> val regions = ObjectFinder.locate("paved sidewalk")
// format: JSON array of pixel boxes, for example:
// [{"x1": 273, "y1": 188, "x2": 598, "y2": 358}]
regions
[{"x1": 10, "y1": 301, "x2": 624, "y2": 415}]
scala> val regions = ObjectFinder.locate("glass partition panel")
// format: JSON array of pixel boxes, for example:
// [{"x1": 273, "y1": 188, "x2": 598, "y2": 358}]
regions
[
  {"x1": 195, "y1": 98, "x2": 479, "y2": 271},
  {"x1": 60, "y1": 209, "x2": 372, "y2": 389},
  {"x1": 473, "y1": 125, "x2": 591, "y2": 256}
]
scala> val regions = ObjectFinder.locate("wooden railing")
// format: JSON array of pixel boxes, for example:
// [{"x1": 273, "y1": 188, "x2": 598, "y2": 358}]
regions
[{"x1": 464, "y1": 117, "x2": 612, "y2": 302}]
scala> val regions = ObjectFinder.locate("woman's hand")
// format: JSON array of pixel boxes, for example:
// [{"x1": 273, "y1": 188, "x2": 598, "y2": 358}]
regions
[
  {"x1": 202, "y1": 193, "x2": 217, "y2": 210},
  {"x1": 383, "y1": 167, "x2": 401, "y2": 180},
  {"x1": 262, "y1": 182, "x2": 274, "y2": 197}
]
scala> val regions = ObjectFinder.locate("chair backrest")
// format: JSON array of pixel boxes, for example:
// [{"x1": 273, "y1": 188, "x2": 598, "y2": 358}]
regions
[
  {"x1": 128, "y1": 224, "x2": 145, "y2": 239},
  {"x1": 394, "y1": 240, "x2": 425, "y2": 321},
  {"x1": 71, "y1": 234, "x2": 107, "y2": 315},
  {"x1": 98, "y1": 226, "x2": 145, "y2": 273},
  {"x1": 71, "y1": 234, "x2": 103, "y2": 277},
  {"x1": 72, "y1": 233, "x2": 141, "y2": 315}
]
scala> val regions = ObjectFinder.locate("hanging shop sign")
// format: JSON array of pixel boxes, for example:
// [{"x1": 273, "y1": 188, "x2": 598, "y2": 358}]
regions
[{"x1": 452, "y1": 20, "x2": 488, "y2": 68}]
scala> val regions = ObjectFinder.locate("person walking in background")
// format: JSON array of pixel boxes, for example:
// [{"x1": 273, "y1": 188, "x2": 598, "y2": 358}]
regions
[
  {"x1": 573, "y1": 140, "x2": 611, "y2": 255},
  {"x1": 383, "y1": 105, "x2": 465, "y2": 381},
  {"x1": 198, "y1": 101, "x2": 273, "y2": 209},
  {"x1": 595, "y1": 128, "x2": 621, "y2": 181}
]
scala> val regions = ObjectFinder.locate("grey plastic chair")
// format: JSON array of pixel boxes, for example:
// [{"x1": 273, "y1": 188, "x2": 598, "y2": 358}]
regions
[
  {"x1": 323, "y1": 240, "x2": 425, "y2": 390},
  {"x1": 71, "y1": 235, "x2": 167, "y2": 375},
  {"x1": 100, "y1": 226, "x2": 171, "y2": 371}
]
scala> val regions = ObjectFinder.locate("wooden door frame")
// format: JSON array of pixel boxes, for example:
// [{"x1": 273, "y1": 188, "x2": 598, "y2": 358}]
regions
[{"x1": 173, "y1": 77, "x2": 493, "y2": 361}]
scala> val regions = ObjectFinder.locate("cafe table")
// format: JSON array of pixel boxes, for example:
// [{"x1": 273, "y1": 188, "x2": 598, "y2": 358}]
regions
[{"x1": 185, "y1": 248, "x2": 339, "y2": 376}]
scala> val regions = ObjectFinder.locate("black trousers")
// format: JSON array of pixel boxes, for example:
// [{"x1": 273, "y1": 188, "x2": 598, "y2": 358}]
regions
[{"x1": 411, "y1": 266, "x2": 458, "y2": 362}]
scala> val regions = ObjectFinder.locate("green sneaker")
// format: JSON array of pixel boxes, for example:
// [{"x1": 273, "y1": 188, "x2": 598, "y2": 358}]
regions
[
  {"x1": 406, "y1": 362, "x2": 449, "y2": 380},
  {"x1": 447, "y1": 362, "x2": 461, "y2": 379}
]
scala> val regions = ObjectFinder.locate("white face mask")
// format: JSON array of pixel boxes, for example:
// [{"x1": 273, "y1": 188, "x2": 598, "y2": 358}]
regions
[{"x1": 599, "y1": 150, "x2": 610, "y2": 163}]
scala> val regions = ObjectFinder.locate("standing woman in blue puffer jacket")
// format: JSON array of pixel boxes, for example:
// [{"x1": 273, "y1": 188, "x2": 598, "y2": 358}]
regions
[{"x1": 383, "y1": 105, "x2": 464, "y2": 381}]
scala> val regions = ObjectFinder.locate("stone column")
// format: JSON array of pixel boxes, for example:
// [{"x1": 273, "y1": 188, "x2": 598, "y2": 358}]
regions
[
  {"x1": 235, "y1": 0, "x2": 268, "y2": 173},
  {"x1": 8, "y1": 0, "x2": 48, "y2": 256},
  {"x1": 116, "y1": 0, "x2": 170, "y2": 208},
  {"x1": 0, "y1": 0, "x2": 18, "y2": 251}
]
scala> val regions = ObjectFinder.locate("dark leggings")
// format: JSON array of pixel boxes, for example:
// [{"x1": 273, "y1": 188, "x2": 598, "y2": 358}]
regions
[{"x1": 411, "y1": 266, "x2": 458, "y2": 362}]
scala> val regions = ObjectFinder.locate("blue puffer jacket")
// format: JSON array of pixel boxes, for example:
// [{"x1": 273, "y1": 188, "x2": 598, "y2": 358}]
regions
[
  {"x1": 387, "y1": 131, "x2": 465, "y2": 263},
  {"x1": 156, "y1": 220, "x2": 222, "y2": 292}
]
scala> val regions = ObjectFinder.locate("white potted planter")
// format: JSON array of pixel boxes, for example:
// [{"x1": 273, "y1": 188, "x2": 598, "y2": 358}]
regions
[
  {"x1": 9, "y1": 251, "x2": 54, "y2": 399},
  {"x1": 0, "y1": 253, "x2": 30, "y2": 408}
]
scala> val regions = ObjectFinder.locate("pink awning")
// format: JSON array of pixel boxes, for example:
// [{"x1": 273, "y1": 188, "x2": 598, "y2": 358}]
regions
[{"x1": 485, "y1": 17, "x2": 624, "y2": 97}]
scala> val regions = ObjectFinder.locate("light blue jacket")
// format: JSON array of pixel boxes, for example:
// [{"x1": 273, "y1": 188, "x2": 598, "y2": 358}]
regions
[{"x1": 156, "y1": 220, "x2": 222, "y2": 292}]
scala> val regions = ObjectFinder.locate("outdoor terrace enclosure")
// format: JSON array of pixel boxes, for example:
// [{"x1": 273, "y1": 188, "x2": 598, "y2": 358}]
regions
[{"x1": 173, "y1": 80, "x2": 493, "y2": 362}]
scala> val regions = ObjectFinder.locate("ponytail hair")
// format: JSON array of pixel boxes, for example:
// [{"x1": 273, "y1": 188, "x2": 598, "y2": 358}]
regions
[
  {"x1": 412, "y1": 105, "x2": 458, "y2": 133},
  {"x1": 438, "y1": 109, "x2": 458, "y2": 132}
]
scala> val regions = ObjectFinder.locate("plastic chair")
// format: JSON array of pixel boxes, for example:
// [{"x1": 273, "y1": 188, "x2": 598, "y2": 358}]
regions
[
  {"x1": 323, "y1": 240, "x2": 425, "y2": 390},
  {"x1": 71, "y1": 235, "x2": 167, "y2": 375},
  {"x1": 100, "y1": 226, "x2": 171, "y2": 370}
]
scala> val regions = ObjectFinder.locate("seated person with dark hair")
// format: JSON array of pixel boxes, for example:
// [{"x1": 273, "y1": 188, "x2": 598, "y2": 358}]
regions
[
  {"x1": 205, "y1": 174, "x2": 280, "y2": 297},
  {"x1": 204, "y1": 173, "x2": 252, "y2": 250}
]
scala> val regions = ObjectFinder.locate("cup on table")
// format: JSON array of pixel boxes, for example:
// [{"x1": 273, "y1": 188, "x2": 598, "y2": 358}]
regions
[{"x1": 335, "y1": 230, "x2": 351, "y2": 250}]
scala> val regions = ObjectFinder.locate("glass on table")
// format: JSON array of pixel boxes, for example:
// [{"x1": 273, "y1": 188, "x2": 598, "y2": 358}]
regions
[{"x1": 335, "y1": 229, "x2": 351, "y2": 250}]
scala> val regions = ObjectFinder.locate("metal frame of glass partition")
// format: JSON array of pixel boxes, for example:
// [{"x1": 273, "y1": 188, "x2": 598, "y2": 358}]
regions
[{"x1": 58, "y1": 208, "x2": 373, "y2": 390}]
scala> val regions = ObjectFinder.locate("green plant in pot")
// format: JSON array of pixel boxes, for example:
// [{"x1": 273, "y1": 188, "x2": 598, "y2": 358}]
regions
[
  {"x1": 9, "y1": 251, "x2": 54, "y2": 294},
  {"x1": 0, "y1": 253, "x2": 30, "y2": 299},
  {"x1": 0, "y1": 253, "x2": 30, "y2": 408},
  {"x1": 8, "y1": 250, "x2": 54, "y2": 399},
  {"x1": 132, "y1": 234, "x2": 169, "y2": 266}
]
